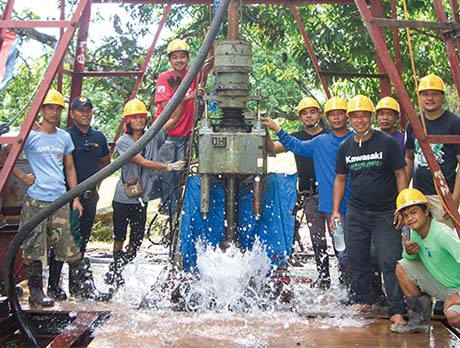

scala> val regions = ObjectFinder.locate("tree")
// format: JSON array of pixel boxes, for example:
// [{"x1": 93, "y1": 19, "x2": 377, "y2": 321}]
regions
[{"x1": 1, "y1": 0, "x2": 458, "y2": 139}]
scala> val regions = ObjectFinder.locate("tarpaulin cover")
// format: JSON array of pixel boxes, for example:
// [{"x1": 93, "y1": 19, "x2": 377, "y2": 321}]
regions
[{"x1": 180, "y1": 173, "x2": 297, "y2": 273}]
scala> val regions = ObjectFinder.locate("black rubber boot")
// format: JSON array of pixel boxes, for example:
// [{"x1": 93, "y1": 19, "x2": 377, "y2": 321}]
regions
[
  {"x1": 25, "y1": 261, "x2": 54, "y2": 307},
  {"x1": 69, "y1": 258, "x2": 112, "y2": 302},
  {"x1": 47, "y1": 251, "x2": 67, "y2": 301},
  {"x1": 104, "y1": 251, "x2": 130, "y2": 288},
  {"x1": 390, "y1": 294, "x2": 432, "y2": 333}
]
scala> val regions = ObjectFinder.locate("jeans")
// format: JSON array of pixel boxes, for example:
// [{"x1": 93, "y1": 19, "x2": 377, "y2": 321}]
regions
[
  {"x1": 158, "y1": 135, "x2": 189, "y2": 214},
  {"x1": 346, "y1": 205, "x2": 406, "y2": 315}
]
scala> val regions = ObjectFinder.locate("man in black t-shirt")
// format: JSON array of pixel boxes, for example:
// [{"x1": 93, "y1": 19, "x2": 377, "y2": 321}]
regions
[
  {"x1": 405, "y1": 74, "x2": 460, "y2": 228},
  {"x1": 266, "y1": 96, "x2": 331, "y2": 289},
  {"x1": 331, "y1": 95, "x2": 408, "y2": 325}
]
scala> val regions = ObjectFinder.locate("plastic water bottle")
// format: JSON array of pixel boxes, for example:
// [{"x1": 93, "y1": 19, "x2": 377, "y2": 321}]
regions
[
  {"x1": 333, "y1": 218, "x2": 346, "y2": 252},
  {"x1": 401, "y1": 225, "x2": 411, "y2": 239}
]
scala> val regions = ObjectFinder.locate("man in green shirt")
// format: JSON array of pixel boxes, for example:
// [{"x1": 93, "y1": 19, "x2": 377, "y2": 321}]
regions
[{"x1": 391, "y1": 188, "x2": 460, "y2": 333}]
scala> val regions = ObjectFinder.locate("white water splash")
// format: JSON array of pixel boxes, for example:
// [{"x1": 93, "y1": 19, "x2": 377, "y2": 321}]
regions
[{"x1": 183, "y1": 238, "x2": 275, "y2": 312}]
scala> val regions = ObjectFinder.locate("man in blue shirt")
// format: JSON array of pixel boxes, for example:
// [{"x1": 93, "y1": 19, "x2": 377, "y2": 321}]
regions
[
  {"x1": 263, "y1": 96, "x2": 353, "y2": 289},
  {"x1": 265, "y1": 97, "x2": 329, "y2": 288},
  {"x1": 47, "y1": 96, "x2": 111, "y2": 301},
  {"x1": 2, "y1": 90, "x2": 83, "y2": 307},
  {"x1": 66, "y1": 96, "x2": 111, "y2": 252}
]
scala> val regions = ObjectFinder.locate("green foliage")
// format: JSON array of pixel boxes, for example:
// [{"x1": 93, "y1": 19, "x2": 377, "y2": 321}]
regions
[
  {"x1": 91, "y1": 219, "x2": 113, "y2": 242},
  {"x1": 1, "y1": 0, "x2": 459, "y2": 138}
]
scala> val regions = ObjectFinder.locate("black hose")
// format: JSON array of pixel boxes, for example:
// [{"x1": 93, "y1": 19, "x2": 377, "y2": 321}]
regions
[{"x1": 4, "y1": 0, "x2": 231, "y2": 346}]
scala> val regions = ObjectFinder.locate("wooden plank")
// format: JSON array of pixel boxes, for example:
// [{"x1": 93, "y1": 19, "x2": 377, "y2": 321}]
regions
[{"x1": 48, "y1": 312, "x2": 100, "y2": 348}]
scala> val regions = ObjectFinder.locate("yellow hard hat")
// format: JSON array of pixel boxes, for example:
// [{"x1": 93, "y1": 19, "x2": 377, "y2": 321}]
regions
[
  {"x1": 395, "y1": 188, "x2": 429, "y2": 214},
  {"x1": 297, "y1": 97, "x2": 321, "y2": 114},
  {"x1": 418, "y1": 74, "x2": 445, "y2": 93},
  {"x1": 376, "y1": 96, "x2": 400, "y2": 114},
  {"x1": 347, "y1": 95, "x2": 375, "y2": 115},
  {"x1": 43, "y1": 89, "x2": 64, "y2": 107},
  {"x1": 324, "y1": 96, "x2": 347, "y2": 116},
  {"x1": 123, "y1": 99, "x2": 148, "y2": 118},
  {"x1": 167, "y1": 39, "x2": 190, "y2": 56}
]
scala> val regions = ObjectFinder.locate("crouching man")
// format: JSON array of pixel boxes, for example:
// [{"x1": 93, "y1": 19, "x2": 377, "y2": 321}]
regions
[{"x1": 391, "y1": 188, "x2": 460, "y2": 333}]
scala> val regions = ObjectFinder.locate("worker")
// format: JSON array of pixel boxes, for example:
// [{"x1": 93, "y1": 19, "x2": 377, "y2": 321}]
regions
[
  {"x1": 1, "y1": 89, "x2": 106, "y2": 306},
  {"x1": 46, "y1": 96, "x2": 112, "y2": 302},
  {"x1": 263, "y1": 96, "x2": 352, "y2": 289},
  {"x1": 390, "y1": 188, "x2": 460, "y2": 333},
  {"x1": 376, "y1": 96, "x2": 405, "y2": 152},
  {"x1": 264, "y1": 97, "x2": 331, "y2": 288},
  {"x1": 405, "y1": 74, "x2": 460, "y2": 229},
  {"x1": 153, "y1": 38, "x2": 208, "y2": 215},
  {"x1": 104, "y1": 98, "x2": 186, "y2": 288},
  {"x1": 331, "y1": 95, "x2": 408, "y2": 324}
]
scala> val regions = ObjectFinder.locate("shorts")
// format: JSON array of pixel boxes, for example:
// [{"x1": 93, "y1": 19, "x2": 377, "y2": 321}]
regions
[
  {"x1": 20, "y1": 195, "x2": 82, "y2": 263},
  {"x1": 398, "y1": 258, "x2": 460, "y2": 301}
]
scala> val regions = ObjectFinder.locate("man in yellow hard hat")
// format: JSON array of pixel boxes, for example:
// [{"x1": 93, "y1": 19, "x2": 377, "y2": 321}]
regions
[
  {"x1": 264, "y1": 96, "x2": 333, "y2": 289},
  {"x1": 104, "y1": 98, "x2": 186, "y2": 288},
  {"x1": 153, "y1": 38, "x2": 209, "y2": 215},
  {"x1": 263, "y1": 96, "x2": 352, "y2": 290},
  {"x1": 43, "y1": 96, "x2": 113, "y2": 302},
  {"x1": 331, "y1": 95, "x2": 408, "y2": 324},
  {"x1": 0, "y1": 89, "x2": 86, "y2": 307},
  {"x1": 405, "y1": 74, "x2": 460, "y2": 228},
  {"x1": 391, "y1": 188, "x2": 460, "y2": 333},
  {"x1": 376, "y1": 96, "x2": 405, "y2": 152}
]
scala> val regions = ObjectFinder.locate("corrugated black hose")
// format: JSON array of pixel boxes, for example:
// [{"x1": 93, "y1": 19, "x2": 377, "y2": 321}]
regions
[{"x1": 4, "y1": 0, "x2": 231, "y2": 345}]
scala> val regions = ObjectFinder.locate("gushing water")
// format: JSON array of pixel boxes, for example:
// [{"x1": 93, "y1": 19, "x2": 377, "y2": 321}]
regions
[{"x1": 182, "y1": 238, "x2": 275, "y2": 312}]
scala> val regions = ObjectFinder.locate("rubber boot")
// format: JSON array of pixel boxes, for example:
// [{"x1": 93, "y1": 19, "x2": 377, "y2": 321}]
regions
[
  {"x1": 104, "y1": 251, "x2": 129, "y2": 288},
  {"x1": 47, "y1": 251, "x2": 67, "y2": 301},
  {"x1": 390, "y1": 294, "x2": 432, "y2": 333},
  {"x1": 25, "y1": 261, "x2": 54, "y2": 307},
  {"x1": 69, "y1": 258, "x2": 112, "y2": 301}
]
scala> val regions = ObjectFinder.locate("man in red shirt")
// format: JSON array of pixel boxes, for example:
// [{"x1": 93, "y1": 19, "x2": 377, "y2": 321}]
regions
[{"x1": 154, "y1": 38, "x2": 205, "y2": 214}]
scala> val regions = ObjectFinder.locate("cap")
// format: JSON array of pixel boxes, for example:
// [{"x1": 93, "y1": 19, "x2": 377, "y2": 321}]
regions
[{"x1": 71, "y1": 96, "x2": 93, "y2": 111}]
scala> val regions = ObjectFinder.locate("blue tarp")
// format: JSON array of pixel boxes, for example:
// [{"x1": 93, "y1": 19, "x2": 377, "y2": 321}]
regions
[{"x1": 180, "y1": 173, "x2": 298, "y2": 273}]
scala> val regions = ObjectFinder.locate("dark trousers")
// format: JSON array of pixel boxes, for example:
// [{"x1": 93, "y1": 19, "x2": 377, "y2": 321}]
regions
[
  {"x1": 346, "y1": 205, "x2": 405, "y2": 315},
  {"x1": 112, "y1": 201, "x2": 148, "y2": 252},
  {"x1": 304, "y1": 195, "x2": 330, "y2": 281},
  {"x1": 79, "y1": 191, "x2": 99, "y2": 254}
]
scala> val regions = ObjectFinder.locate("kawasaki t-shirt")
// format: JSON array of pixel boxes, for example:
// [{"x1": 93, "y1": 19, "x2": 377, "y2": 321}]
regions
[
  {"x1": 406, "y1": 110, "x2": 460, "y2": 195},
  {"x1": 336, "y1": 130, "x2": 406, "y2": 211}
]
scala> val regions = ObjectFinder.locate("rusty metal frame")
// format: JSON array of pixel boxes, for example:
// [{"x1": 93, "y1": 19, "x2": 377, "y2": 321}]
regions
[
  {"x1": 0, "y1": 0, "x2": 92, "y2": 193},
  {"x1": 112, "y1": 3, "x2": 172, "y2": 142},
  {"x1": 433, "y1": 0, "x2": 460, "y2": 97},
  {"x1": 1, "y1": 0, "x2": 460, "y2": 228},
  {"x1": 290, "y1": 4, "x2": 331, "y2": 99},
  {"x1": 354, "y1": 0, "x2": 460, "y2": 233}
]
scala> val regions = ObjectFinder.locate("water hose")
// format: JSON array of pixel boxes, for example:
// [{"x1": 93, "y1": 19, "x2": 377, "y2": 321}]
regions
[{"x1": 4, "y1": 0, "x2": 231, "y2": 345}]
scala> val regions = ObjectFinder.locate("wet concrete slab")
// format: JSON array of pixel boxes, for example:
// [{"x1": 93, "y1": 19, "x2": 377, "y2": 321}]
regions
[
  {"x1": 15, "y1": 299, "x2": 460, "y2": 348},
  {"x1": 86, "y1": 309, "x2": 460, "y2": 348}
]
